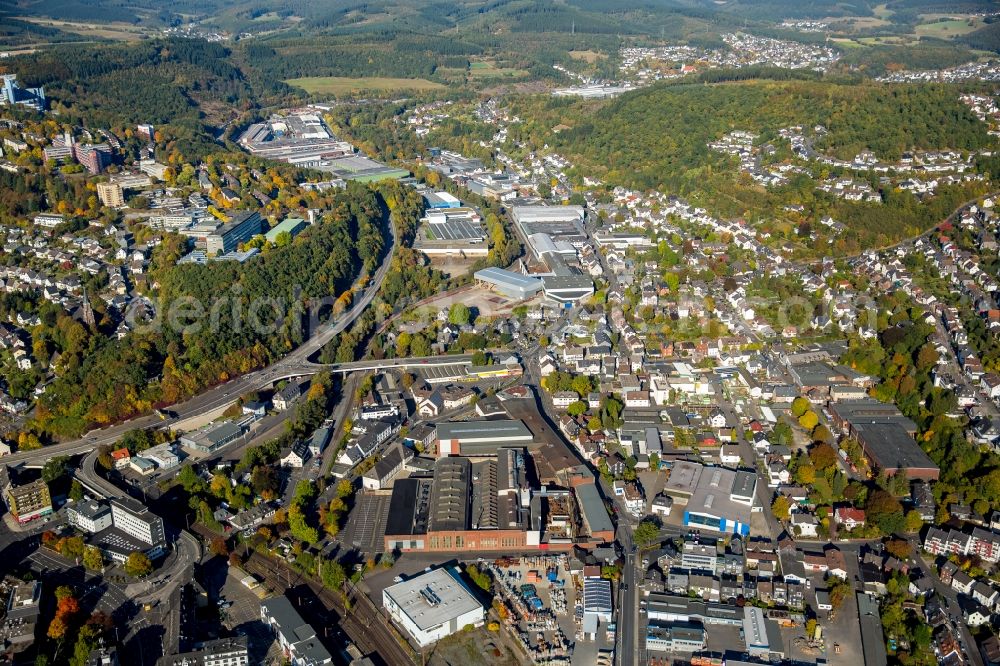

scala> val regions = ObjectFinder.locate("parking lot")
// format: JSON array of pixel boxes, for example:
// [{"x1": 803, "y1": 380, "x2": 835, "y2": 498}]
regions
[
  {"x1": 219, "y1": 565, "x2": 281, "y2": 663},
  {"x1": 28, "y1": 548, "x2": 129, "y2": 617},
  {"x1": 340, "y1": 491, "x2": 391, "y2": 554}
]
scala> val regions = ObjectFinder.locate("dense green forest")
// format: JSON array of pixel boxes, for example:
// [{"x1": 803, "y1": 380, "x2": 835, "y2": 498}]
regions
[
  {"x1": 8, "y1": 38, "x2": 297, "y2": 130},
  {"x1": 538, "y1": 79, "x2": 989, "y2": 191},
  {"x1": 838, "y1": 42, "x2": 980, "y2": 72},
  {"x1": 958, "y1": 20, "x2": 1000, "y2": 53},
  {"x1": 465, "y1": 78, "x2": 993, "y2": 251},
  {"x1": 32, "y1": 183, "x2": 387, "y2": 439}
]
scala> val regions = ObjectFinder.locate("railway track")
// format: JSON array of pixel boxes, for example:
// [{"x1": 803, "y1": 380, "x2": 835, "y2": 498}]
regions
[{"x1": 241, "y1": 551, "x2": 416, "y2": 666}]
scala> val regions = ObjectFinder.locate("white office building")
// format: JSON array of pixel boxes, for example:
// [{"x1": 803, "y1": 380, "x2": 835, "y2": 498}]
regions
[
  {"x1": 67, "y1": 500, "x2": 113, "y2": 533},
  {"x1": 382, "y1": 567, "x2": 485, "y2": 647},
  {"x1": 111, "y1": 497, "x2": 165, "y2": 547}
]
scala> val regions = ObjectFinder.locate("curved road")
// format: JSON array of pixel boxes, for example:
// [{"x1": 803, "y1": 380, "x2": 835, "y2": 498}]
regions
[
  {"x1": 5, "y1": 219, "x2": 411, "y2": 467},
  {"x1": 77, "y1": 448, "x2": 202, "y2": 604}
]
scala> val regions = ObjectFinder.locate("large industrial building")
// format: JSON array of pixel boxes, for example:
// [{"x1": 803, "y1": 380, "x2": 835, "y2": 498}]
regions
[
  {"x1": 382, "y1": 567, "x2": 485, "y2": 647},
  {"x1": 238, "y1": 113, "x2": 407, "y2": 182},
  {"x1": 474, "y1": 267, "x2": 544, "y2": 300},
  {"x1": 435, "y1": 419, "x2": 534, "y2": 456},
  {"x1": 511, "y1": 205, "x2": 585, "y2": 229},
  {"x1": 663, "y1": 461, "x2": 755, "y2": 536},
  {"x1": 508, "y1": 205, "x2": 594, "y2": 305},
  {"x1": 415, "y1": 206, "x2": 488, "y2": 257},
  {"x1": 829, "y1": 399, "x2": 939, "y2": 480},
  {"x1": 382, "y1": 447, "x2": 614, "y2": 554}
]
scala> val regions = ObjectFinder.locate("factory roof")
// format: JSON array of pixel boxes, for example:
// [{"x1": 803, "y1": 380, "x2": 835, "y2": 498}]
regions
[
  {"x1": 474, "y1": 267, "x2": 544, "y2": 290},
  {"x1": 435, "y1": 419, "x2": 533, "y2": 442},
  {"x1": 383, "y1": 567, "x2": 483, "y2": 632}
]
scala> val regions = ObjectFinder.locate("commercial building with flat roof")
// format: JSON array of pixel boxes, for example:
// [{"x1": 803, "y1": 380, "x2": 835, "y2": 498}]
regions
[
  {"x1": 645, "y1": 622, "x2": 706, "y2": 653},
  {"x1": 435, "y1": 419, "x2": 534, "y2": 456},
  {"x1": 206, "y1": 211, "x2": 265, "y2": 255},
  {"x1": 264, "y1": 217, "x2": 307, "y2": 244},
  {"x1": 382, "y1": 567, "x2": 485, "y2": 647},
  {"x1": 663, "y1": 462, "x2": 754, "y2": 536},
  {"x1": 474, "y1": 267, "x2": 544, "y2": 300},
  {"x1": 68, "y1": 500, "x2": 113, "y2": 533},
  {"x1": 4, "y1": 580, "x2": 41, "y2": 651},
  {"x1": 830, "y1": 400, "x2": 938, "y2": 480},
  {"x1": 646, "y1": 593, "x2": 743, "y2": 626},
  {"x1": 180, "y1": 420, "x2": 248, "y2": 454}
]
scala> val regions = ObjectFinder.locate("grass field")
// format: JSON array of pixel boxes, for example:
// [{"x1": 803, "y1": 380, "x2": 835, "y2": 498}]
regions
[
  {"x1": 15, "y1": 16, "x2": 149, "y2": 41},
  {"x1": 830, "y1": 38, "x2": 865, "y2": 49},
  {"x1": 873, "y1": 3, "x2": 894, "y2": 19},
  {"x1": 828, "y1": 15, "x2": 891, "y2": 30},
  {"x1": 568, "y1": 50, "x2": 605, "y2": 63},
  {"x1": 915, "y1": 18, "x2": 980, "y2": 39},
  {"x1": 285, "y1": 76, "x2": 446, "y2": 94},
  {"x1": 468, "y1": 60, "x2": 529, "y2": 79}
]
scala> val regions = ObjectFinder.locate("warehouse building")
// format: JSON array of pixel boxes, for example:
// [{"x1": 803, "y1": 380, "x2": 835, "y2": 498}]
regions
[
  {"x1": 664, "y1": 462, "x2": 754, "y2": 536},
  {"x1": 423, "y1": 191, "x2": 461, "y2": 209},
  {"x1": 829, "y1": 399, "x2": 939, "y2": 481},
  {"x1": 435, "y1": 419, "x2": 534, "y2": 456},
  {"x1": 416, "y1": 207, "x2": 488, "y2": 256},
  {"x1": 382, "y1": 567, "x2": 485, "y2": 647},
  {"x1": 511, "y1": 205, "x2": 585, "y2": 228},
  {"x1": 474, "y1": 267, "x2": 544, "y2": 300}
]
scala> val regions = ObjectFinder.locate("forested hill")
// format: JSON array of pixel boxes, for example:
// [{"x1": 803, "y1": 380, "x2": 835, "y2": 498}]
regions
[
  {"x1": 535, "y1": 79, "x2": 990, "y2": 193},
  {"x1": 7, "y1": 38, "x2": 296, "y2": 130},
  {"x1": 35, "y1": 183, "x2": 388, "y2": 439}
]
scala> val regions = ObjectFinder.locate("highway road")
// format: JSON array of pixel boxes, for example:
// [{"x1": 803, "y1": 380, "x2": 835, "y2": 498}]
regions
[{"x1": 1, "y1": 214, "x2": 469, "y2": 470}]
